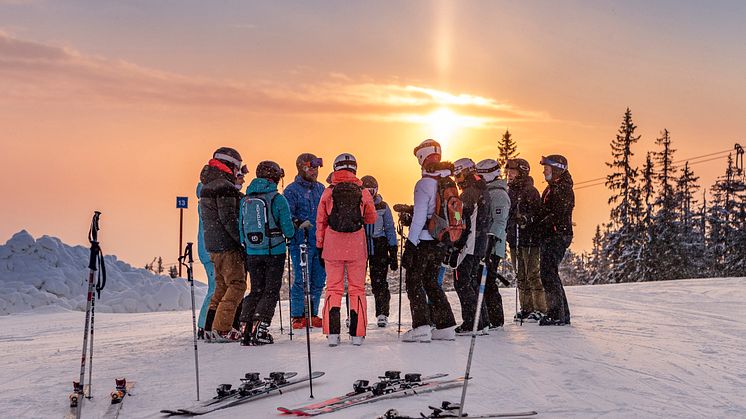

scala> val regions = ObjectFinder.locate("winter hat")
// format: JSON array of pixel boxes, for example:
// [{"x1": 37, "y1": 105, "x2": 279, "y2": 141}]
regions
[
  {"x1": 414, "y1": 139, "x2": 442, "y2": 166},
  {"x1": 453, "y1": 158, "x2": 476, "y2": 177},
  {"x1": 296, "y1": 153, "x2": 323, "y2": 171},
  {"x1": 540, "y1": 155, "x2": 568, "y2": 171},
  {"x1": 333, "y1": 153, "x2": 357, "y2": 174},
  {"x1": 213, "y1": 147, "x2": 243, "y2": 171},
  {"x1": 256, "y1": 161, "x2": 285, "y2": 184},
  {"x1": 476, "y1": 159, "x2": 502, "y2": 182},
  {"x1": 506, "y1": 158, "x2": 530, "y2": 177}
]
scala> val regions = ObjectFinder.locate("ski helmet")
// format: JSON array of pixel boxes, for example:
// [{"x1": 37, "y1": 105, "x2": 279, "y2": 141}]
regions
[
  {"x1": 295, "y1": 153, "x2": 323, "y2": 171},
  {"x1": 453, "y1": 158, "x2": 476, "y2": 177},
  {"x1": 476, "y1": 159, "x2": 502, "y2": 182},
  {"x1": 505, "y1": 158, "x2": 530, "y2": 177},
  {"x1": 213, "y1": 147, "x2": 243, "y2": 171},
  {"x1": 361, "y1": 175, "x2": 378, "y2": 197},
  {"x1": 413, "y1": 139, "x2": 442, "y2": 166},
  {"x1": 256, "y1": 161, "x2": 285, "y2": 184},
  {"x1": 333, "y1": 153, "x2": 357, "y2": 174},
  {"x1": 540, "y1": 155, "x2": 568, "y2": 171}
]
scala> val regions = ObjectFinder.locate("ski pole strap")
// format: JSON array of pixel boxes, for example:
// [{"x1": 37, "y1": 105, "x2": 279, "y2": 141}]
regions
[{"x1": 95, "y1": 247, "x2": 106, "y2": 298}]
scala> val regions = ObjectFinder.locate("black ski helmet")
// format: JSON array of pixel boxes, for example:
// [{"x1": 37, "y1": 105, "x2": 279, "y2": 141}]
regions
[
  {"x1": 506, "y1": 158, "x2": 530, "y2": 177},
  {"x1": 361, "y1": 175, "x2": 378, "y2": 196},
  {"x1": 213, "y1": 147, "x2": 243, "y2": 171},
  {"x1": 256, "y1": 161, "x2": 285, "y2": 184}
]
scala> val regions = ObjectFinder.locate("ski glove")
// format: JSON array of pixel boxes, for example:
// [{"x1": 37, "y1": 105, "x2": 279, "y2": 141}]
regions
[
  {"x1": 317, "y1": 247, "x2": 325, "y2": 269},
  {"x1": 388, "y1": 245, "x2": 398, "y2": 271},
  {"x1": 401, "y1": 240, "x2": 417, "y2": 270},
  {"x1": 486, "y1": 253, "x2": 501, "y2": 275}
]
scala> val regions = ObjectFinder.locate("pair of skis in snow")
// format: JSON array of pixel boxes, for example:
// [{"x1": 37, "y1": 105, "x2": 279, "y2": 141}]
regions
[
  {"x1": 160, "y1": 371, "x2": 324, "y2": 416},
  {"x1": 65, "y1": 378, "x2": 135, "y2": 419},
  {"x1": 277, "y1": 371, "x2": 462, "y2": 416},
  {"x1": 378, "y1": 400, "x2": 538, "y2": 418}
]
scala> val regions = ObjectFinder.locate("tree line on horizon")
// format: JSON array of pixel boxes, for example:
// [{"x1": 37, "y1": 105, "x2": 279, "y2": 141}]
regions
[{"x1": 496, "y1": 109, "x2": 746, "y2": 284}]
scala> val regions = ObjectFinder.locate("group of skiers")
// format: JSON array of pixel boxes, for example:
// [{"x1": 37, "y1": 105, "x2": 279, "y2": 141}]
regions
[{"x1": 193, "y1": 138, "x2": 575, "y2": 347}]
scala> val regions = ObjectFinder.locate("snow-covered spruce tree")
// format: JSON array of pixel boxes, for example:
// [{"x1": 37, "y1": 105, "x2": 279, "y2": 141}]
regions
[
  {"x1": 497, "y1": 129, "x2": 518, "y2": 168},
  {"x1": 710, "y1": 154, "x2": 746, "y2": 276},
  {"x1": 675, "y1": 162, "x2": 706, "y2": 278},
  {"x1": 648, "y1": 129, "x2": 686, "y2": 280},
  {"x1": 601, "y1": 108, "x2": 643, "y2": 283}
]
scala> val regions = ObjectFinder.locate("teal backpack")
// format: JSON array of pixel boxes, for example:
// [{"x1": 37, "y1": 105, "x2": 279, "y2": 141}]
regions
[{"x1": 240, "y1": 191, "x2": 283, "y2": 254}]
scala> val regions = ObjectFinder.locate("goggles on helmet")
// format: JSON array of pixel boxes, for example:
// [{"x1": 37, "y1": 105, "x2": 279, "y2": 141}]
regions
[
  {"x1": 540, "y1": 156, "x2": 567, "y2": 170},
  {"x1": 301, "y1": 157, "x2": 323, "y2": 169}
]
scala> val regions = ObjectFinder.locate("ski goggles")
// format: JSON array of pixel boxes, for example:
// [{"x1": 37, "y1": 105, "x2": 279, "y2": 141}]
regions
[
  {"x1": 300, "y1": 157, "x2": 324, "y2": 169},
  {"x1": 540, "y1": 156, "x2": 567, "y2": 170}
]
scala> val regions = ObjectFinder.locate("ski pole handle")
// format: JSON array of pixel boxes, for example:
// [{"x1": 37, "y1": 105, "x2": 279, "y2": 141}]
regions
[{"x1": 88, "y1": 211, "x2": 101, "y2": 243}]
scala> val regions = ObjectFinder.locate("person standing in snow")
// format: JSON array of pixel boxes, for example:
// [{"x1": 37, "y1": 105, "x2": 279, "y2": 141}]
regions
[
  {"x1": 451, "y1": 158, "x2": 492, "y2": 335},
  {"x1": 537, "y1": 155, "x2": 575, "y2": 326},
  {"x1": 361, "y1": 175, "x2": 398, "y2": 328},
  {"x1": 400, "y1": 139, "x2": 457, "y2": 343},
  {"x1": 476, "y1": 159, "x2": 511, "y2": 328},
  {"x1": 506, "y1": 158, "x2": 546, "y2": 322},
  {"x1": 237, "y1": 161, "x2": 295, "y2": 346},
  {"x1": 316, "y1": 154, "x2": 377, "y2": 346},
  {"x1": 199, "y1": 147, "x2": 248, "y2": 342},
  {"x1": 284, "y1": 153, "x2": 327, "y2": 330}
]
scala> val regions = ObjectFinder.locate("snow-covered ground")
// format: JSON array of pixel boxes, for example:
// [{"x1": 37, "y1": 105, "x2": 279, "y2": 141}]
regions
[
  {"x1": 0, "y1": 277, "x2": 744, "y2": 418},
  {"x1": 0, "y1": 231, "x2": 205, "y2": 315}
]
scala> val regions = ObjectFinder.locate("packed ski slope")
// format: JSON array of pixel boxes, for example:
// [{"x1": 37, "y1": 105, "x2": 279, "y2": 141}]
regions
[{"x1": 0, "y1": 277, "x2": 744, "y2": 418}]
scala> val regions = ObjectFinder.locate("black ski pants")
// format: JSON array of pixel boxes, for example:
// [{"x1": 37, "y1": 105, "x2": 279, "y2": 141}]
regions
[
  {"x1": 540, "y1": 235, "x2": 572, "y2": 323},
  {"x1": 405, "y1": 240, "x2": 456, "y2": 329},
  {"x1": 369, "y1": 238, "x2": 392, "y2": 317},
  {"x1": 454, "y1": 255, "x2": 489, "y2": 330},
  {"x1": 485, "y1": 258, "x2": 504, "y2": 327},
  {"x1": 240, "y1": 254, "x2": 286, "y2": 324}
]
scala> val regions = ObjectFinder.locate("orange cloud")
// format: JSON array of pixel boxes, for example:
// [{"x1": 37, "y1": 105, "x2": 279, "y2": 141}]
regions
[{"x1": 0, "y1": 32, "x2": 553, "y2": 126}]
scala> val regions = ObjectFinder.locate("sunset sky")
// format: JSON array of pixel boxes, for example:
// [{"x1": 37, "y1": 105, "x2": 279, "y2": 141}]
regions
[{"x1": 1, "y1": 1, "x2": 745, "y2": 279}]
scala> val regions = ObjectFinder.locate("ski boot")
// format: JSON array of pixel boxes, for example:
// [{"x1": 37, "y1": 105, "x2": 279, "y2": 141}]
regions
[
  {"x1": 250, "y1": 320, "x2": 274, "y2": 346},
  {"x1": 110, "y1": 378, "x2": 127, "y2": 404}
]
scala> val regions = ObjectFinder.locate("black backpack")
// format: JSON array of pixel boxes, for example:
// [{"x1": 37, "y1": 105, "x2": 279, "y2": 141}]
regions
[{"x1": 328, "y1": 182, "x2": 364, "y2": 232}]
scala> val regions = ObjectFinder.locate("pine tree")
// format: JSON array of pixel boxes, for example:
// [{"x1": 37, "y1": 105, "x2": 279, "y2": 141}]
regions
[
  {"x1": 649, "y1": 129, "x2": 685, "y2": 280},
  {"x1": 601, "y1": 108, "x2": 643, "y2": 283},
  {"x1": 675, "y1": 162, "x2": 704, "y2": 278},
  {"x1": 497, "y1": 129, "x2": 518, "y2": 167},
  {"x1": 606, "y1": 108, "x2": 640, "y2": 225}
]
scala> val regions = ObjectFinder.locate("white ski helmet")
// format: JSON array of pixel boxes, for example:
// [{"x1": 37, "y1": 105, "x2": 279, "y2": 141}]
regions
[
  {"x1": 333, "y1": 153, "x2": 358, "y2": 174},
  {"x1": 413, "y1": 139, "x2": 442, "y2": 165},
  {"x1": 453, "y1": 157, "x2": 476, "y2": 177},
  {"x1": 476, "y1": 159, "x2": 502, "y2": 182}
]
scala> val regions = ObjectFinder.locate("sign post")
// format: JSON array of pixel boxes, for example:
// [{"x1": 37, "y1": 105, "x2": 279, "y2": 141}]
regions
[{"x1": 176, "y1": 196, "x2": 189, "y2": 277}]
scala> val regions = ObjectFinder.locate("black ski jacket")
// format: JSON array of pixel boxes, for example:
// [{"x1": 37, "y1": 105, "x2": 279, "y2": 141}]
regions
[
  {"x1": 455, "y1": 176, "x2": 492, "y2": 259},
  {"x1": 199, "y1": 164, "x2": 243, "y2": 253},
  {"x1": 506, "y1": 175, "x2": 542, "y2": 247},
  {"x1": 538, "y1": 171, "x2": 575, "y2": 239}
]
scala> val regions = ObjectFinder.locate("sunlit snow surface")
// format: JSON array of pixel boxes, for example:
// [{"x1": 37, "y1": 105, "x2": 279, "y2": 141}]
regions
[{"x1": 0, "y1": 277, "x2": 744, "y2": 418}]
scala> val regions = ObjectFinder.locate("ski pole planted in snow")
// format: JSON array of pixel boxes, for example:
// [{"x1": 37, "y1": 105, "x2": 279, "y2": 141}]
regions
[
  {"x1": 287, "y1": 249, "x2": 294, "y2": 341},
  {"x1": 73, "y1": 211, "x2": 105, "y2": 419},
  {"x1": 457, "y1": 236, "x2": 495, "y2": 418},
  {"x1": 300, "y1": 229, "x2": 315, "y2": 398},
  {"x1": 396, "y1": 219, "x2": 406, "y2": 337},
  {"x1": 180, "y1": 242, "x2": 200, "y2": 401}
]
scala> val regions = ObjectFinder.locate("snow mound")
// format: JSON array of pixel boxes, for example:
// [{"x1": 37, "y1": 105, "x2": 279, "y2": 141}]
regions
[{"x1": 0, "y1": 230, "x2": 206, "y2": 315}]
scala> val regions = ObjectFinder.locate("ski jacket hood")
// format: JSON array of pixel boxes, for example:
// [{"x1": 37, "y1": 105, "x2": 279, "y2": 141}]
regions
[
  {"x1": 330, "y1": 169, "x2": 363, "y2": 186},
  {"x1": 245, "y1": 177, "x2": 279, "y2": 195}
]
